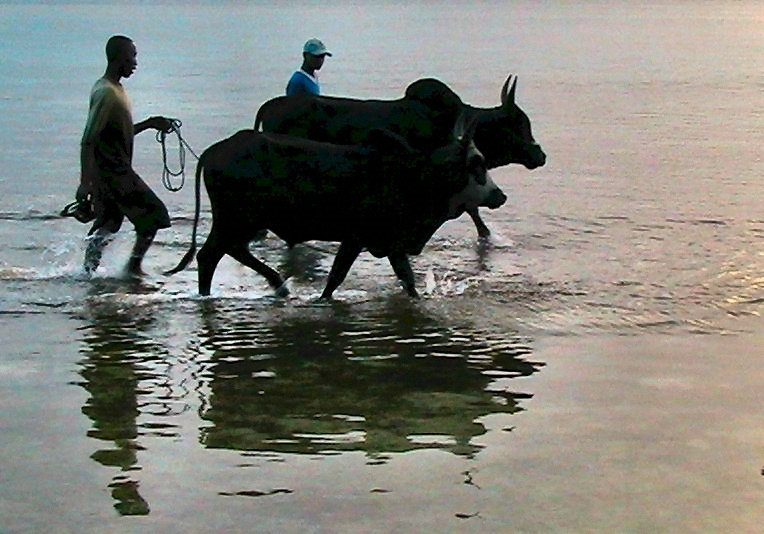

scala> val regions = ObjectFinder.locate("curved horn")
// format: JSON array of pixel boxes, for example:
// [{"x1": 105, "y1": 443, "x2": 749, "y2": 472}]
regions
[{"x1": 501, "y1": 74, "x2": 517, "y2": 109}]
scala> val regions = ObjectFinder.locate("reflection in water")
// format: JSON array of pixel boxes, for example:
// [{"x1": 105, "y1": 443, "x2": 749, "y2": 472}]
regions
[
  {"x1": 74, "y1": 280, "x2": 172, "y2": 516},
  {"x1": 197, "y1": 298, "x2": 544, "y2": 459},
  {"x1": 71, "y1": 287, "x2": 544, "y2": 517}
]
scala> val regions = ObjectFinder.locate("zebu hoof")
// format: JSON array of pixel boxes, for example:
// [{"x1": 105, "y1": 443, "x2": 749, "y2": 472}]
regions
[
  {"x1": 403, "y1": 285, "x2": 420, "y2": 299},
  {"x1": 274, "y1": 283, "x2": 289, "y2": 298},
  {"x1": 476, "y1": 225, "x2": 491, "y2": 239}
]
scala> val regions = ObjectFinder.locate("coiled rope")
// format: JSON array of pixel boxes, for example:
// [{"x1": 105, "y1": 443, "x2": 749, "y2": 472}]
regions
[{"x1": 156, "y1": 118, "x2": 199, "y2": 192}]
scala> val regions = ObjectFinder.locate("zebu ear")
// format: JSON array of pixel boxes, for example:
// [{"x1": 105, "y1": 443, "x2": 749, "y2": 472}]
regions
[
  {"x1": 453, "y1": 113, "x2": 479, "y2": 148},
  {"x1": 501, "y1": 74, "x2": 517, "y2": 109}
]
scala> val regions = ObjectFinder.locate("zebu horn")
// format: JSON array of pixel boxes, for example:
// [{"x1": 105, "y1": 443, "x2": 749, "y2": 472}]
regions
[{"x1": 501, "y1": 74, "x2": 517, "y2": 109}]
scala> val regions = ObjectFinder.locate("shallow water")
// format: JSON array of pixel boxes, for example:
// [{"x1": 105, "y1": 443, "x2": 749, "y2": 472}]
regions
[{"x1": 1, "y1": 0, "x2": 763, "y2": 531}]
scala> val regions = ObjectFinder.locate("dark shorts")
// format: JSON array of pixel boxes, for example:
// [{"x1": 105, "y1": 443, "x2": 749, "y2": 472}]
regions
[{"x1": 89, "y1": 169, "x2": 171, "y2": 236}]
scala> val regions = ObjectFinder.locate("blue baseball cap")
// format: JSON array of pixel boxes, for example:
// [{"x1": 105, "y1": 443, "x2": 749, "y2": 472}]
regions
[{"x1": 303, "y1": 38, "x2": 332, "y2": 57}]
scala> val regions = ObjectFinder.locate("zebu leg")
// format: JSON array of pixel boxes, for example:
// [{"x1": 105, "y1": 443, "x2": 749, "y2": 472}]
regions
[
  {"x1": 197, "y1": 230, "x2": 225, "y2": 296},
  {"x1": 388, "y1": 253, "x2": 419, "y2": 298},
  {"x1": 467, "y1": 208, "x2": 491, "y2": 238},
  {"x1": 320, "y1": 242, "x2": 363, "y2": 299},
  {"x1": 228, "y1": 243, "x2": 288, "y2": 296}
]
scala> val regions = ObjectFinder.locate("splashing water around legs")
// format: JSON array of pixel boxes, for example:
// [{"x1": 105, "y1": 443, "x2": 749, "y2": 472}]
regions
[{"x1": 84, "y1": 228, "x2": 114, "y2": 276}]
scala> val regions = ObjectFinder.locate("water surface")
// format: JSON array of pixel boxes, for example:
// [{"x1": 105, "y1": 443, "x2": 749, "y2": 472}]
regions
[{"x1": 1, "y1": 1, "x2": 763, "y2": 531}]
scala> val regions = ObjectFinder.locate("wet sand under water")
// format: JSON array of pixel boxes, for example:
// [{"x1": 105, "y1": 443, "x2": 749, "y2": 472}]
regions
[{"x1": 2, "y1": 307, "x2": 762, "y2": 532}]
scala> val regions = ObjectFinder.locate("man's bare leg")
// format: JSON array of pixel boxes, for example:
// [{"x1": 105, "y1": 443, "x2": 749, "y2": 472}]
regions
[
  {"x1": 126, "y1": 230, "x2": 156, "y2": 275},
  {"x1": 84, "y1": 227, "x2": 114, "y2": 275}
]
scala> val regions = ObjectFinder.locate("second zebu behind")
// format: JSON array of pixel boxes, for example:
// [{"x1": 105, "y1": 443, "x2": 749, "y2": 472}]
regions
[{"x1": 255, "y1": 74, "x2": 545, "y2": 237}]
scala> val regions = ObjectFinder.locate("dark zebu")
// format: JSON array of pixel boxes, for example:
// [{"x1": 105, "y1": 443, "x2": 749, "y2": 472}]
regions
[
  {"x1": 167, "y1": 121, "x2": 506, "y2": 298},
  {"x1": 254, "y1": 75, "x2": 545, "y2": 237}
]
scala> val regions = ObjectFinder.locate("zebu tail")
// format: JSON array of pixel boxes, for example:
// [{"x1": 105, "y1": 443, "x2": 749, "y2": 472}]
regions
[{"x1": 164, "y1": 151, "x2": 204, "y2": 275}]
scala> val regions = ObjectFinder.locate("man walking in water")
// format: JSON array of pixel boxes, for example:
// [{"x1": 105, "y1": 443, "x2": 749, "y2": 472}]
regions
[
  {"x1": 286, "y1": 38, "x2": 332, "y2": 96},
  {"x1": 78, "y1": 35, "x2": 174, "y2": 276}
]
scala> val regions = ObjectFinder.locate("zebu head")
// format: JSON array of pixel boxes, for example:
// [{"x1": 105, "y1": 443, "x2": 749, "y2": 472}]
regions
[
  {"x1": 432, "y1": 114, "x2": 508, "y2": 219},
  {"x1": 471, "y1": 74, "x2": 546, "y2": 170}
]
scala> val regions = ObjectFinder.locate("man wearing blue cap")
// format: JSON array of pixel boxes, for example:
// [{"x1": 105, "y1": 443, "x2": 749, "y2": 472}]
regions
[{"x1": 286, "y1": 38, "x2": 332, "y2": 96}]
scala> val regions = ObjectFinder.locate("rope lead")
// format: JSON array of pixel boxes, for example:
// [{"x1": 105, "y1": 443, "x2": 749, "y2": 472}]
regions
[{"x1": 156, "y1": 119, "x2": 199, "y2": 192}]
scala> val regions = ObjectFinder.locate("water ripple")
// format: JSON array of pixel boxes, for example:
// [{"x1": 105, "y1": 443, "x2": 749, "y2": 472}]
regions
[{"x1": 71, "y1": 297, "x2": 543, "y2": 464}]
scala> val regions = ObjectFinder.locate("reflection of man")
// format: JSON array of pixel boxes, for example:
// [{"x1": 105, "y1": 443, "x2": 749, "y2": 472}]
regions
[
  {"x1": 78, "y1": 35, "x2": 174, "y2": 276},
  {"x1": 78, "y1": 295, "x2": 166, "y2": 516},
  {"x1": 285, "y1": 38, "x2": 332, "y2": 96}
]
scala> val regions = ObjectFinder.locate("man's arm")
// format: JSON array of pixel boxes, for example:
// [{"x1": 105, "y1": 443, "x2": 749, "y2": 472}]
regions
[
  {"x1": 77, "y1": 141, "x2": 96, "y2": 201},
  {"x1": 78, "y1": 83, "x2": 114, "y2": 201},
  {"x1": 134, "y1": 116, "x2": 174, "y2": 135}
]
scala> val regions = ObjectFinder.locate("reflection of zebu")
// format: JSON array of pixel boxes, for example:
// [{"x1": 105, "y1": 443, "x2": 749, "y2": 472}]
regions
[
  {"x1": 167, "y1": 117, "x2": 506, "y2": 298},
  {"x1": 255, "y1": 75, "x2": 546, "y2": 237},
  {"x1": 198, "y1": 302, "x2": 543, "y2": 457}
]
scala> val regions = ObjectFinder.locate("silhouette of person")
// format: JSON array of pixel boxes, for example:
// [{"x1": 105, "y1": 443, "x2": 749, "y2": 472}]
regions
[
  {"x1": 285, "y1": 38, "x2": 332, "y2": 96},
  {"x1": 78, "y1": 35, "x2": 174, "y2": 276}
]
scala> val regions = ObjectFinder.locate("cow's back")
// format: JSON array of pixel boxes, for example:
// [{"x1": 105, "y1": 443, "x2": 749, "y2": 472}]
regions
[{"x1": 256, "y1": 90, "x2": 460, "y2": 150}]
